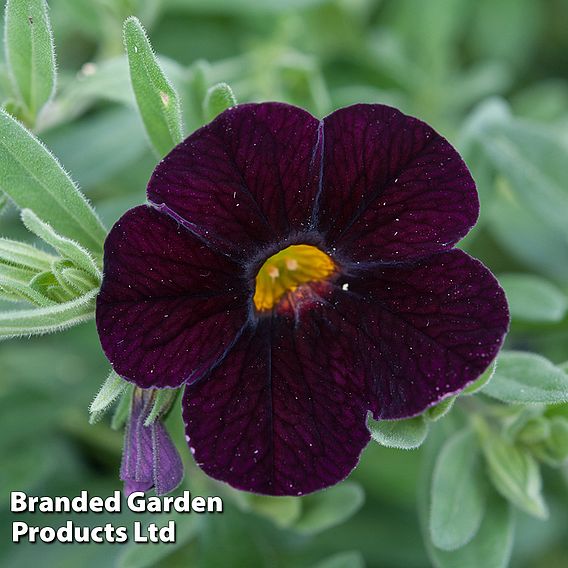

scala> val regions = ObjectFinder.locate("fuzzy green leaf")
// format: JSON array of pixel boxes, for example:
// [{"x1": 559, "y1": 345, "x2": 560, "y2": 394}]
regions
[
  {"x1": 0, "y1": 288, "x2": 97, "y2": 340},
  {"x1": 0, "y1": 263, "x2": 37, "y2": 285},
  {"x1": 484, "y1": 351, "x2": 568, "y2": 405},
  {"x1": 0, "y1": 276, "x2": 54, "y2": 306},
  {"x1": 51, "y1": 260, "x2": 98, "y2": 295},
  {"x1": 89, "y1": 371, "x2": 128, "y2": 422},
  {"x1": 144, "y1": 389, "x2": 179, "y2": 426},
  {"x1": 430, "y1": 429, "x2": 486, "y2": 550},
  {"x1": 425, "y1": 396, "x2": 456, "y2": 422},
  {"x1": 368, "y1": 414, "x2": 429, "y2": 449},
  {"x1": 4, "y1": 0, "x2": 56, "y2": 121},
  {"x1": 21, "y1": 209, "x2": 101, "y2": 280},
  {"x1": 0, "y1": 237, "x2": 55, "y2": 271},
  {"x1": 111, "y1": 385, "x2": 134, "y2": 431},
  {"x1": 0, "y1": 109, "x2": 106, "y2": 253},
  {"x1": 462, "y1": 361, "x2": 497, "y2": 395},
  {"x1": 203, "y1": 82, "x2": 237, "y2": 121},
  {"x1": 29, "y1": 270, "x2": 72, "y2": 303},
  {"x1": 123, "y1": 16, "x2": 183, "y2": 157}
]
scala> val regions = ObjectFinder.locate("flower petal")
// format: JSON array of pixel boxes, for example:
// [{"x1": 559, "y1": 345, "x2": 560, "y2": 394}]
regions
[
  {"x1": 96, "y1": 205, "x2": 249, "y2": 389},
  {"x1": 337, "y1": 249, "x2": 509, "y2": 419},
  {"x1": 147, "y1": 103, "x2": 322, "y2": 259},
  {"x1": 183, "y1": 312, "x2": 371, "y2": 496},
  {"x1": 318, "y1": 104, "x2": 478, "y2": 262}
]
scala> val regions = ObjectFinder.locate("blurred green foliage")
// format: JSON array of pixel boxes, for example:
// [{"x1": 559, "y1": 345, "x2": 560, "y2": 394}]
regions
[{"x1": 1, "y1": 0, "x2": 568, "y2": 566}]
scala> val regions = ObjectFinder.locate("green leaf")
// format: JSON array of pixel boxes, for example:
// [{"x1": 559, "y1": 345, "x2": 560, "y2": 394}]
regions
[
  {"x1": 368, "y1": 414, "x2": 429, "y2": 449},
  {"x1": 144, "y1": 389, "x2": 179, "y2": 426},
  {"x1": 51, "y1": 260, "x2": 98, "y2": 295},
  {"x1": 0, "y1": 288, "x2": 97, "y2": 340},
  {"x1": 480, "y1": 118, "x2": 568, "y2": 245},
  {"x1": 488, "y1": 178, "x2": 568, "y2": 282},
  {"x1": 425, "y1": 396, "x2": 456, "y2": 422},
  {"x1": 532, "y1": 416, "x2": 568, "y2": 466},
  {"x1": 0, "y1": 191, "x2": 9, "y2": 215},
  {"x1": 111, "y1": 385, "x2": 134, "y2": 430},
  {"x1": 21, "y1": 209, "x2": 101, "y2": 280},
  {"x1": 462, "y1": 361, "x2": 497, "y2": 395},
  {"x1": 0, "y1": 262, "x2": 37, "y2": 285},
  {"x1": 4, "y1": 0, "x2": 56, "y2": 122},
  {"x1": 29, "y1": 270, "x2": 73, "y2": 303},
  {"x1": 498, "y1": 273, "x2": 567, "y2": 323},
  {"x1": 0, "y1": 109, "x2": 106, "y2": 253},
  {"x1": 478, "y1": 421, "x2": 548, "y2": 519},
  {"x1": 427, "y1": 491, "x2": 514, "y2": 568},
  {"x1": 123, "y1": 16, "x2": 183, "y2": 157},
  {"x1": 89, "y1": 370, "x2": 128, "y2": 421},
  {"x1": 291, "y1": 482, "x2": 364, "y2": 535},
  {"x1": 0, "y1": 237, "x2": 56, "y2": 271},
  {"x1": 517, "y1": 417, "x2": 550, "y2": 445},
  {"x1": 312, "y1": 551, "x2": 365, "y2": 568},
  {"x1": 484, "y1": 351, "x2": 568, "y2": 405},
  {"x1": 240, "y1": 494, "x2": 301, "y2": 528},
  {"x1": 203, "y1": 82, "x2": 237, "y2": 121},
  {"x1": 430, "y1": 429, "x2": 486, "y2": 550},
  {"x1": 0, "y1": 276, "x2": 54, "y2": 306},
  {"x1": 546, "y1": 417, "x2": 568, "y2": 460}
]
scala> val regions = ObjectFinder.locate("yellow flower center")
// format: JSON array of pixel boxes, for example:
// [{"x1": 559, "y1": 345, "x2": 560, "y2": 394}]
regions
[{"x1": 253, "y1": 244, "x2": 336, "y2": 312}]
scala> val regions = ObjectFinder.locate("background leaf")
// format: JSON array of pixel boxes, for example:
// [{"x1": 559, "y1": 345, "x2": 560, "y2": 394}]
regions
[
  {"x1": 484, "y1": 351, "x2": 568, "y2": 405},
  {"x1": 427, "y1": 492, "x2": 514, "y2": 568},
  {"x1": 123, "y1": 16, "x2": 183, "y2": 157},
  {"x1": 291, "y1": 482, "x2": 365, "y2": 536},
  {"x1": 499, "y1": 273, "x2": 567, "y2": 323},
  {"x1": 0, "y1": 109, "x2": 106, "y2": 254},
  {"x1": 4, "y1": 0, "x2": 56, "y2": 123},
  {"x1": 430, "y1": 429, "x2": 486, "y2": 550},
  {"x1": 478, "y1": 422, "x2": 548, "y2": 519}
]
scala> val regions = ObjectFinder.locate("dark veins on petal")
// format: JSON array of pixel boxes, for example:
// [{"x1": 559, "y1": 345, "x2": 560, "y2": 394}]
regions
[
  {"x1": 96, "y1": 205, "x2": 250, "y2": 389},
  {"x1": 335, "y1": 249, "x2": 509, "y2": 419},
  {"x1": 183, "y1": 310, "x2": 370, "y2": 496},
  {"x1": 316, "y1": 104, "x2": 479, "y2": 262},
  {"x1": 147, "y1": 103, "x2": 322, "y2": 260}
]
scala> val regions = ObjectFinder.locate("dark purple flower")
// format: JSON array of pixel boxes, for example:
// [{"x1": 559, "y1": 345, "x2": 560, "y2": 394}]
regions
[
  {"x1": 121, "y1": 388, "x2": 183, "y2": 496},
  {"x1": 97, "y1": 103, "x2": 509, "y2": 496}
]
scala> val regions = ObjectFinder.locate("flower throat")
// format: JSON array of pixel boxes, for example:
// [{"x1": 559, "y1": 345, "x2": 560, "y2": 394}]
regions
[{"x1": 253, "y1": 244, "x2": 336, "y2": 312}]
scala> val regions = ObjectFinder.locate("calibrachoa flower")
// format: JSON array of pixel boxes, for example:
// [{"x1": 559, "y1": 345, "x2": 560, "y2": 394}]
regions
[
  {"x1": 121, "y1": 388, "x2": 183, "y2": 496},
  {"x1": 96, "y1": 103, "x2": 509, "y2": 496}
]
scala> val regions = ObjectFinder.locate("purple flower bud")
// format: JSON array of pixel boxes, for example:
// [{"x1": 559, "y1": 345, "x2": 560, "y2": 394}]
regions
[{"x1": 120, "y1": 388, "x2": 183, "y2": 496}]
